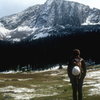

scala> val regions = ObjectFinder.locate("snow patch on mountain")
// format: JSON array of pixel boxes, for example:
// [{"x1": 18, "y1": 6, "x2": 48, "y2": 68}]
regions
[
  {"x1": 45, "y1": 0, "x2": 64, "y2": 5},
  {"x1": 1, "y1": 26, "x2": 38, "y2": 41},
  {"x1": 82, "y1": 14, "x2": 100, "y2": 25},
  {"x1": 46, "y1": 0, "x2": 54, "y2": 5},
  {"x1": 0, "y1": 26, "x2": 10, "y2": 36},
  {"x1": 12, "y1": 38, "x2": 21, "y2": 42},
  {"x1": 17, "y1": 26, "x2": 32, "y2": 32},
  {"x1": 0, "y1": 22, "x2": 4, "y2": 27},
  {"x1": 1, "y1": 14, "x2": 18, "y2": 25},
  {"x1": 33, "y1": 33, "x2": 49, "y2": 40}
]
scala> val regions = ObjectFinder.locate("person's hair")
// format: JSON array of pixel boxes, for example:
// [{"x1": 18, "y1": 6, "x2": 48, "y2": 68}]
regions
[{"x1": 72, "y1": 49, "x2": 80, "y2": 56}]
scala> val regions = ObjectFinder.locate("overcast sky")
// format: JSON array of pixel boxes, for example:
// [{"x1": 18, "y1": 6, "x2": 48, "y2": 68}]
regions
[{"x1": 0, "y1": 0, "x2": 100, "y2": 18}]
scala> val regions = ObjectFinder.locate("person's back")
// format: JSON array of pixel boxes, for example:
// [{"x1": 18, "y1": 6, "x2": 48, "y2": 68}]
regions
[{"x1": 67, "y1": 49, "x2": 86, "y2": 100}]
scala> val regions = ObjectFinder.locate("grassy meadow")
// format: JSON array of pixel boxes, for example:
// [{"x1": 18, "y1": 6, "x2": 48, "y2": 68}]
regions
[{"x1": 0, "y1": 66, "x2": 100, "y2": 100}]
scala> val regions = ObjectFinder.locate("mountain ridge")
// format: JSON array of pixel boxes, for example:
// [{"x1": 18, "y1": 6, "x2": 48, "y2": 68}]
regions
[{"x1": 0, "y1": 0, "x2": 100, "y2": 41}]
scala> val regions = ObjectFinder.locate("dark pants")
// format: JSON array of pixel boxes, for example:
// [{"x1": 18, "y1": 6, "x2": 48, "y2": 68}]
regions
[{"x1": 71, "y1": 76, "x2": 84, "y2": 100}]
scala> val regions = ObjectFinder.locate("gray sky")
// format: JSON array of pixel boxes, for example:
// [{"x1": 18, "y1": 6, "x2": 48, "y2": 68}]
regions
[{"x1": 0, "y1": 0, "x2": 100, "y2": 18}]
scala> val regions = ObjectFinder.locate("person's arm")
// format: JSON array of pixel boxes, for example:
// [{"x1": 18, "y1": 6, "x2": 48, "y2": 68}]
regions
[
  {"x1": 67, "y1": 63, "x2": 70, "y2": 78},
  {"x1": 67, "y1": 59, "x2": 72, "y2": 78},
  {"x1": 81, "y1": 59, "x2": 86, "y2": 77}
]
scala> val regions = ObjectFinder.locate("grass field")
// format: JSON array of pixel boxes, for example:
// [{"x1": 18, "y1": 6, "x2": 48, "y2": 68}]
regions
[{"x1": 0, "y1": 66, "x2": 100, "y2": 100}]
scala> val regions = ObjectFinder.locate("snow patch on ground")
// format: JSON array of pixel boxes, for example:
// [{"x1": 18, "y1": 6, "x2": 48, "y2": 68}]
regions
[
  {"x1": 0, "y1": 80, "x2": 5, "y2": 82},
  {"x1": 63, "y1": 78, "x2": 70, "y2": 82},
  {"x1": 0, "y1": 70, "x2": 21, "y2": 74},
  {"x1": 86, "y1": 70, "x2": 100, "y2": 79},
  {"x1": 0, "y1": 86, "x2": 35, "y2": 93},
  {"x1": 88, "y1": 84, "x2": 100, "y2": 96},
  {"x1": 18, "y1": 78, "x2": 33, "y2": 81},
  {"x1": 0, "y1": 65, "x2": 100, "y2": 97},
  {"x1": 84, "y1": 70, "x2": 100, "y2": 95},
  {"x1": 0, "y1": 86, "x2": 58, "y2": 100},
  {"x1": 34, "y1": 65, "x2": 60, "y2": 73},
  {"x1": 62, "y1": 65, "x2": 68, "y2": 69},
  {"x1": 0, "y1": 65, "x2": 62, "y2": 74}
]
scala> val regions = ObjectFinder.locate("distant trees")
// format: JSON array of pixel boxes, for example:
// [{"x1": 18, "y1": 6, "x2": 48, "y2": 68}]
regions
[{"x1": 0, "y1": 25, "x2": 100, "y2": 71}]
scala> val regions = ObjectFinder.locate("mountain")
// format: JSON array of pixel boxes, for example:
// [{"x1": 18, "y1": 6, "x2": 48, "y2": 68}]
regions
[{"x1": 0, "y1": 0, "x2": 100, "y2": 42}]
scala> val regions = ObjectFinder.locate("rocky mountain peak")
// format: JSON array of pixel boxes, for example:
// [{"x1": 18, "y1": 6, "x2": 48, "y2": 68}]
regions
[{"x1": 0, "y1": 0, "x2": 100, "y2": 41}]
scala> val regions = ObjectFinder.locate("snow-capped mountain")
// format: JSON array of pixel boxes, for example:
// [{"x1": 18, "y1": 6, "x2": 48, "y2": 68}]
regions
[{"x1": 0, "y1": 0, "x2": 100, "y2": 41}]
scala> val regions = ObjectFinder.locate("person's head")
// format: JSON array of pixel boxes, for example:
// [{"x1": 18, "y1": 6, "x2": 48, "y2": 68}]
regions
[{"x1": 72, "y1": 49, "x2": 80, "y2": 56}]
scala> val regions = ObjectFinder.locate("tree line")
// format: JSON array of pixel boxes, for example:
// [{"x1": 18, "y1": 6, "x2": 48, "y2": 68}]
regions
[{"x1": 0, "y1": 27, "x2": 100, "y2": 71}]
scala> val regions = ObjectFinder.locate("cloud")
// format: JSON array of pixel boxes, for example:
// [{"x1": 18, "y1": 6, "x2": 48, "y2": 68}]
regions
[
  {"x1": 0, "y1": 0, "x2": 100, "y2": 18},
  {"x1": 0, "y1": 0, "x2": 46, "y2": 18},
  {"x1": 69, "y1": 0, "x2": 100, "y2": 9}
]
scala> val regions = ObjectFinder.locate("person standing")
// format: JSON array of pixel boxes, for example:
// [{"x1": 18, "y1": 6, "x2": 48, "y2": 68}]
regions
[{"x1": 67, "y1": 49, "x2": 86, "y2": 100}]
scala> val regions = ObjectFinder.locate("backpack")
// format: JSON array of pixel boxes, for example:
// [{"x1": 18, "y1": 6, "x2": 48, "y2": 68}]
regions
[{"x1": 72, "y1": 58, "x2": 83, "y2": 77}]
